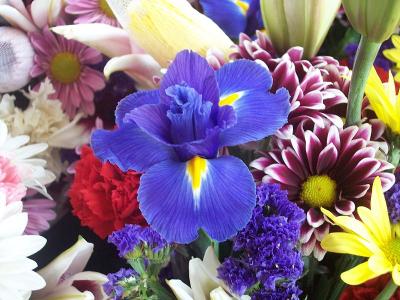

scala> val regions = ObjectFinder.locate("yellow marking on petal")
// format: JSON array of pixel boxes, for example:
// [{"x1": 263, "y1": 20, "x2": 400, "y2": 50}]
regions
[
  {"x1": 234, "y1": 0, "x2": 249, "y2": 15},
  {"x1": 99, "y1": 0, "x2": 116, "y2": 18},
  {"x1": 186, "y1": 156, "x2": 208, "y2": 207},
  {"x1": 219, "y1": 91, "x2": 244, "y2": 107}
]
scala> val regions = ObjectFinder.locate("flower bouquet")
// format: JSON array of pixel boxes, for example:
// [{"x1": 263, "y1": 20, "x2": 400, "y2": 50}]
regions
[{"x1": 0, "y1": 0, "x2": 400, "y2": 299}]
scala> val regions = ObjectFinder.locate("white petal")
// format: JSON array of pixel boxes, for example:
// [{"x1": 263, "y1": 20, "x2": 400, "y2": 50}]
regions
[
  {"x1": 166, "y1": 279, "x2": 194, "y2": 300},
  {"x1": 210, "y1": 287, "x2": 233, "y2": 300},
  {"x1": 0, "y1": 211, "x2": 28, "y2": 238},
  {"x1": 51, "y1": 24, "x2": 132, "y2": 57},
  {"x1": 0, "y1": 4, "x2": 36, "y2": 32},
  {"x1": 0, "y1": 235, "x2": 46, "y2": 258}
]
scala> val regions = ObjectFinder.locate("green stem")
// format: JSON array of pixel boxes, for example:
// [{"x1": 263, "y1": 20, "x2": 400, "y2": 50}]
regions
[
  {"x1": 375, "y1": 278, "x2": 398, "y2": 300},
  {"x1": 345, "y1": 36, "x2": 381, "y2": 127}
]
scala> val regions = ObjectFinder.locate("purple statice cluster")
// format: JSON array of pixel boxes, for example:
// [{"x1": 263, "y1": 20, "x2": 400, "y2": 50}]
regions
[
  {"x1": 103, "y1": 268, "x2": 137, "y2": 300},
  {"x1": 345, "y1": 39, "x2": 394, "y2": 71},
  {"x1": 218, "y1": 183, "x2": 305, "y2": 299},
  {"x1": 108, "y1": 224, "x2": 169, "y2": 257},
  {"x1": 386, "y1": 171, "x2": 400, "y2": 224}
]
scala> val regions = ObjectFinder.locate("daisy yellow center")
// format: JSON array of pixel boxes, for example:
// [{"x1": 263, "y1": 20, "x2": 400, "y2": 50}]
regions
[
  {"x1": 99, "y1": 0, "x2": 115, "y2": 18},
  {"x1": 383, "y1": 239, "x2": 400, "y2": 265},
  {"x1": 50, "y1": 52, "x2": 81, "y2": 84},
  {"x1": 300, "y1": 175, "x2": 337, "y2": 208}
]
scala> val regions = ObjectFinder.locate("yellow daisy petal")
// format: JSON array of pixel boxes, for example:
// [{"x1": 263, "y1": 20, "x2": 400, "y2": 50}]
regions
[
  {"x1": 392, "y1": 35, "x2": 400, "y2": 50},
  {"x1": 321, "y1": 232, "x2": 375, "y2": 256},
  {"x1": 371, "y1": 177, "x2": 392, "y2": 242},
  {"x1": 357, "y1": 207, "x2": 389, "y2": 247},
  {"x1": 393, "y1": 264, "x2": 400, "y2": 286},
  {"x1": 321, "y1": 208, "x2": 377, "y2": 244},
  {"x1": 341, "y1": 262, "x2": 378, "y2": 285},
  {"x1": 383, "y1": 49, "x2": 400, "y2": 64},
  {"x1": 368, "y1": 254, "x2": 393, "y2": 275}
]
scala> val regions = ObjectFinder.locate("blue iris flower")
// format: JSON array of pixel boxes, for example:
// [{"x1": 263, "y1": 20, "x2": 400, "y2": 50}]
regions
[
  {"x1": 200, "y1": 0, "x2": 263, "y2": 38},
  {"x1": 92, "y1": 50, "x2": 289, "y2": 243}
]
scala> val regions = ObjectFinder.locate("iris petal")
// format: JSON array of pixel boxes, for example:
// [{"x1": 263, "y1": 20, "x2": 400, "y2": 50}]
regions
[
  {"x1": 216, "y1": 60, "x2": 290, "y2": 146},
  {"x1": 200, "y1": 0, "x2": 249, "y2": 38},
  {"x1": 138, "y1": 155, "x2": 256, "y2": 243},
  {"x1": 115, "y1": 90, "x2": 160, "y2": 127},
  {"x1": 91, "y1": 125, "x2": 176, "y2": 172},
  {"x1": 160, "y1": 50, "x2": 220, "y2": 105}
]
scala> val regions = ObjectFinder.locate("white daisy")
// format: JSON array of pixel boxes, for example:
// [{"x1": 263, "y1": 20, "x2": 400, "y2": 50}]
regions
[
  {"x1": 0, "y1": 120, "x2": 55, "y2": 197},
  {"x1": 0, "y1": 79, "x2": 90, "y2": 176},
  {"x1": 0, "y1": 193, "x2": 46, "y2": 300}
]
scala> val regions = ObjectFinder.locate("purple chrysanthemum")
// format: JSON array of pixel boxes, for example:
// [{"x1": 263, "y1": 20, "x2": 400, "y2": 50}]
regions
[
  {"x1": 103, "y1": 268, "x2": 137, "y2": 300},
  {"x1": 23, "y1": 198, "x2": 56, "y2": 235},
  {"x1": 66, "y1": 0, "x2": 120, "y2": 27},
  {"x1": 251, "y1": 122, "x2": 395, "y2": 260},
  {"x1": 218, "y1": 183, "x2": 304, "y2": 298},
  {"x1": 386, "y1": 171, "x2": 400, "y2": 224},
  {"x1": 227, "y1": 31, "x2": 350, "y2": 129},
  {"x1": 108, "y1": 224, "x2": 169, "y2": 258}
]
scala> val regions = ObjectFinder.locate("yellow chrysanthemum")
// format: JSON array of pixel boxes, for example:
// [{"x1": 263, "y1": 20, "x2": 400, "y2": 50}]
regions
[
  {"x1": 365, "y1": 67, "x2": 400, "y2": 134},
  {"x1": 384, "y1": 35, "x2": 400, "y2": 82},
  {"x1": 321, "y1": 177, "x2": 400, "y2": 286}
]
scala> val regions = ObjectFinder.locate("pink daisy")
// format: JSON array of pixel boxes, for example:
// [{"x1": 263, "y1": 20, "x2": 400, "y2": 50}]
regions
[
  {"x1": 0, "y1": 156, "x2": 26, "y2": 204},
  {"x1": 65, "y1": 0, "x2": 120, "y2": 27},
  {"x1": 23, "y1": 198, "x2": 56, "y2": 235},
  {"x1": 30, "y1": 27, "x2": 106, "y2": 117},
  {"x1": 251, "y1": 122, "x2": 395, "y2": 261}
]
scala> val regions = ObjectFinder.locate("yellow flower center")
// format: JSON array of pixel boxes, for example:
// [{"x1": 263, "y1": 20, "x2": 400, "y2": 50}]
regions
[
  {"x1": 99, "y1": 0, "x2": 115, "y2": 18},
  {"x1": 50, "y1": 52, "x2": 81, "y2": 84},
  {"x1": 383, "y1": 239, "x2": 400, "y2": 265},
  {"x1": 300, "y1": 175, "x2": 337, "y2": 208}
]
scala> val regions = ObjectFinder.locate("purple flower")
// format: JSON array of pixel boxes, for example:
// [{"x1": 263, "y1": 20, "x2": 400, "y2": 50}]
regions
[
  {"x1": 252, "y1": 282, "x2": 302, "y2": 300},
  {"x1": 345, "y1": 39, "x2": 394, "y2": 71},
  {"x1": 108, "y1": 224, "x2": 169, "y2": 258},
  {"x1": 386, "y1": 171, "x2": 400, "y2": 224},
  {"x1": 103, "y1": 268, "x2": 137, "y2": 300},
  {"x1": 200, "y1": 0, "x2": 262, "y2": 38},
  {"x1": 92, "y1": 50, "x2": 290, "y2": 243},
  {"x1": 218, "y1": 183, "x2": 304, "y2": 297}
]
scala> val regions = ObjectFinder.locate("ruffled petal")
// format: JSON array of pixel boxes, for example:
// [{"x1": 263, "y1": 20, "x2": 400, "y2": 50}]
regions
[
  {"x1": 138, "y1": 155, "x2": 255, "y2": 243},
  {"x1": 216, "y1": 60, "x2": 290, "y2": 146},
  {"x1": 160, "y1": 50, "x2": 220, "y2": 105},
  {"x1": 115, "y1": 90, "x2": 161, "y2": 127},
  {"x1": 91, "y1": 125, "x2": 176, "y2": 172}
]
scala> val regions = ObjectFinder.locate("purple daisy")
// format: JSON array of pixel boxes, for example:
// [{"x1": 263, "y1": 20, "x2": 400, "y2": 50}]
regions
[
  {"x1": 30, "y1": 27, "x2": 106, "y2": 117},
  {"x1": 66, "y1": 0, "x2": 120, "y2": 27},
  {"x1": 228, "y1": 31, "x2": 350, "y2": 129},
  {"x1": 251, "y1": 122, "x2": 395, "y2": 260}
]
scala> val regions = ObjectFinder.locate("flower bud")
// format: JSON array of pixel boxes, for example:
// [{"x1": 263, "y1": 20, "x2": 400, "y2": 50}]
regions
[
  {"x1": 106, "y1": 0, "x2": 234, "y2": 67},
  {"x1": 260, "y1": 0, "x2": 340, "y2": 58},
  {"x1": 342, "y1": 0, "x2": 400, "y2": 42}
]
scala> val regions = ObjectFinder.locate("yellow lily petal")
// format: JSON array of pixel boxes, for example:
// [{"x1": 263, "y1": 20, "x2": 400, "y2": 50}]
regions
[
  {"x1": 368, "y1": 254, "x2": 393, "y2": 275},
  {"x1": 341, "y1": 262, "x2": 378, "y2": 285},
  {"x1": 321, "y1": 232, "x2": 374, "y2": 257},
  {"x1": 371, "y1": 177, "x2": 392, "y2": 243},
  {"x1": 393, "y1": 265, "x2": 400, "y2": 286}
]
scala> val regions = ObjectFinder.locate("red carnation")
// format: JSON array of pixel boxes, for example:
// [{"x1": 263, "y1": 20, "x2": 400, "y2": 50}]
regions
[
  {"x1": 69, "y1": 145, "x2": 147, "y2": 238},
  {"x1": 341, "y1": 274, "x2": 400, "y2": 300}
]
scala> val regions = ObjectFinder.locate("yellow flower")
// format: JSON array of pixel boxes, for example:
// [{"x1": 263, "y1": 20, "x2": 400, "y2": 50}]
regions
[
  {"x1": 365, "y1": 67, "x2": 400, "y2": 135},
  {"x1": 107, "y1": 0, "x2": 234, "y2": 67},
  {"x1": 384, "y1": 35, "x2": 400, "y2": 81},
  {"x1": 342, "y1": 0, "x2": 400, "y2": 43},
  {"x1": 321, "y1": 177, "x2": 400, "y2": 285},
  {"x1": 260, "y1": 0, "x2": 341, "y2": 58}
]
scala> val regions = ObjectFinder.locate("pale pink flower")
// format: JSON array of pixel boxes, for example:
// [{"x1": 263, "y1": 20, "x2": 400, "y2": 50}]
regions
[
  {"x1": 66, "y1": 0, "x2": 120, "y2": 27},
  {"x1": 23, "y1": 197, "x2": 56, "y2": 235},
  {"x1": 0, "y1": 156, "x2": 26, "y2": 204}
]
